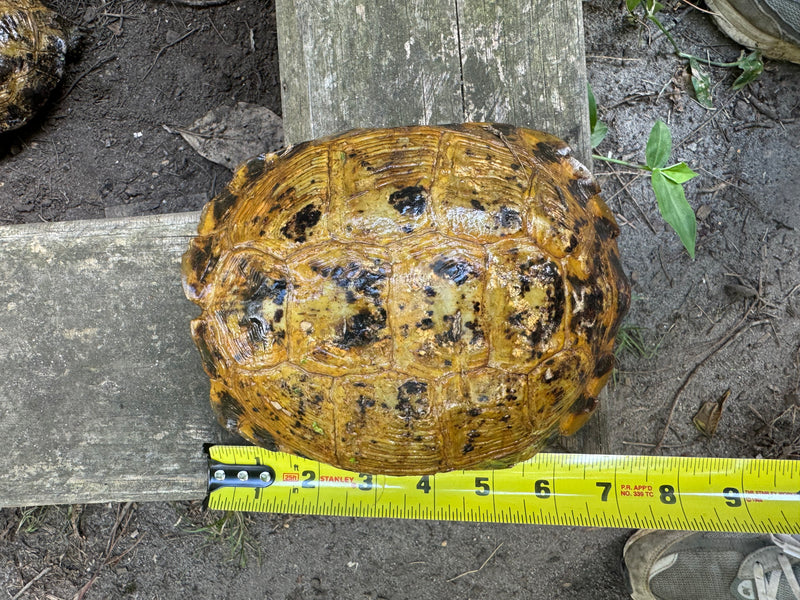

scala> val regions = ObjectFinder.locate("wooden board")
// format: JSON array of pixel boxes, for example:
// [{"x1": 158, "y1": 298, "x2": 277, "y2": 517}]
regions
[
  {"x1": 276, "y1": 0, "x2": 591, "y2": 163},
  {"x1": 0, "y1": 214, "x2": 237, "y2": 507},
  {"x1": 1, "y1": 0, "x2": 593, "y2": 507}
]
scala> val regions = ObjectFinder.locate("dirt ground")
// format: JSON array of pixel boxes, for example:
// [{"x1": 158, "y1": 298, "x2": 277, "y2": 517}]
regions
[{"x1": 1, "y1": 0, "x2": 799, "y2": 598}]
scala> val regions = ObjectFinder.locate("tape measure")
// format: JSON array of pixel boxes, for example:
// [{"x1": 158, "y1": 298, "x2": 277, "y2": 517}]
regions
[{"x1": 207, "y1": 445, "x2": 800, "y2": 533}]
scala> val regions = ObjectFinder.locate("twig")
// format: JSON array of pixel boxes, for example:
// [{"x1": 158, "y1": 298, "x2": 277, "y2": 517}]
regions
[
  {"x1": 11, "y1": 567, "x2": 52, "y2": 600},
  {"x1": 654, "y1": 304, "x2": 767, "y2": 451},
  {"x1": 622, "y1": 440, "x2": 693, "y2": 448},
  {"x1": 613, "y1": 169, "x2": 657, "y2": 234},
  {"x1": 679, "y1": 0, "x2": 717, "y2": 15},
  {"x1": 73, "y1": 502, "x2": 137, "y2": 600},
  {"x1": 60, "y1": 56, "x2": 118, "y2": 100},
  {"x1": 447, "y1": 543, "x2": 503, "y2": 583},
  {"x1": 142, "y1": 27, "x2": 199, "y2": 82}
]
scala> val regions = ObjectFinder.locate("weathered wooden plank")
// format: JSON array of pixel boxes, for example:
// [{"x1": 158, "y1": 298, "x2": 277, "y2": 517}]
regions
[
  {"x1": 276, "y1": 1, "x2": 463, "y2": 142},
  {"x1": 0, "y1": 214, "x2": 235, "y2": 507},
  {"x1": 458, "y1": 0, "x2": 591, "y2": 163},
  {"x1": 276, "y1": 0, "x2": 591, "y2": 163}
]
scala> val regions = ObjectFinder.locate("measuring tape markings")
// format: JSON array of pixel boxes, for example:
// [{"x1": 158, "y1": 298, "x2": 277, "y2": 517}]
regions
[{"x1": 207, "y1": 446, "x2": 800, "y2": 533}]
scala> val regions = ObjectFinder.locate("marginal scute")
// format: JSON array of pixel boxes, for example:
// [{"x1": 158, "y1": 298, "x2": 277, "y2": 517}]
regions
[
  {"x1": 183, "y1": 123, "x2": 630, "y2": 475},
  {"x1": 332, "y1": 372, "x2": 443, "y2": 473}
]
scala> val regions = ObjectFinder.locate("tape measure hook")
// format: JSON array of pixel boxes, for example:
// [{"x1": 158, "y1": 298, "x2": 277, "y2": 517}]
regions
[{"x1": 208, "y1": 460, "x2": 276, "y2": 492}]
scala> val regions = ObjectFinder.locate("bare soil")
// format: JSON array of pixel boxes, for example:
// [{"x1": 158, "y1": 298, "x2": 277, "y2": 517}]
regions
[{"x1": 1, "y1": 0, "x2": 798, "y2": 599}]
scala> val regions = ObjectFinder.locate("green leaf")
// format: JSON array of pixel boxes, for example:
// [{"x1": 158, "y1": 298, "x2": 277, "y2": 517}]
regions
[
  {"x1": 651, "y1": 169, "x2": 697, "y2": 258},
  {"x1": 646, "y1": 0, "x2": 665, "y2": 14},
  {"x1": 587, "y1": 83, "x2": 608, "y2": 148},
  {"x1": 591, "y1": 122, "x2": 609, "y2": 148},
  {"x1": 588, "y1": 83, "x2": 598, "y2": 130},
  {"x1": 732, "y1": 50, "x2": 763, "y2": 90},
  {"x1": 645, "y1": 120, "x2": 672, "y2": 170},
  {"x1": 660, "y1": 162, "x2": 698, "y2": 184},
  {"x1": 626, "y1": 0, "x2": 642, "y2": 13},
  {"x1": 689, "y1": 58, "x2": 714, "y2": 109}
]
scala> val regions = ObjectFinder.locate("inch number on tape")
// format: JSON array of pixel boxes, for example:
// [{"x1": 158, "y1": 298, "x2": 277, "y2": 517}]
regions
[{"x1": 207, "y1": 445, "x2": 800, "y2": 533}]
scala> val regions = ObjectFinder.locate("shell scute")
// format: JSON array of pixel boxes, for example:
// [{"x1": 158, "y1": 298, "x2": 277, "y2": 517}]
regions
[
  {"x1": 438, "y1": 369, "x2": 534, "y2": 469},
  {"x1": 288, "y1": 242, "x2": 393, "y2": 376},
  {"x1": 328, "y1": 128, "x2": 440, "y2": 242},
  {"x1": 485, "y1": 239, "x2": 567, "y2": 370},
  {"x1": 332, "y1": 371, "x2": 443, "y2": 473},
  {"x1": 389, "y1": 233, "x2": 488, "y2": 378}
]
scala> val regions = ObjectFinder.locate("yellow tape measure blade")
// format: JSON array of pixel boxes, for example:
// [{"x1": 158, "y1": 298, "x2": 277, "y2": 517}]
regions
[{"x1": 206, "y1": 446, "x2": 800, "y2": 533}]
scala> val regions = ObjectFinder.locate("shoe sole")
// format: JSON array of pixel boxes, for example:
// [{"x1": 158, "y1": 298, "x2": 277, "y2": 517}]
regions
[
  {"x1": 622, "y1": 530, "x2": 697, "y2": 600},
  {"x1": 706, "y1": 0, "x2": 800, "y2": 64}
]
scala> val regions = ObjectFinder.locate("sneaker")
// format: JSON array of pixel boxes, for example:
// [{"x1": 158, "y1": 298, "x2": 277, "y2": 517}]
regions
[
  {"x1": 705, "y1": 0, "x2": 800, "y2": 64},
  {"x1": 622, "y1": 529, "x2": 800, "y2": 600}
]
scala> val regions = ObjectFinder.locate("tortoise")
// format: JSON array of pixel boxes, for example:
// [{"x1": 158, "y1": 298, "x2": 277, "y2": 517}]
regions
[
  {"x1": 182, "y1": 123, "x2": 630, "y2": 475},
  {"x1": 0, "y1": 0, "x2": 69, "y2": 133}
]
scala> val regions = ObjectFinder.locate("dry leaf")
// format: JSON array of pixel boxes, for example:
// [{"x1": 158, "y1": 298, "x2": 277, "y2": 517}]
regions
[
  {"x1": 693, "y1": 389, "x2": 730, "y2": 437},
  {"x1": 170, "y1": 102, "x2": 283, "y2": 170}
]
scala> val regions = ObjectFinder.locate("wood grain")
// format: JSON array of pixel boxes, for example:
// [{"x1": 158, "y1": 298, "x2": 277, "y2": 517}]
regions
[
  {"x1": 0, "y1": 214, "x2": 235, "y2": 507},
  {"x1": 276, "y1": 0, "x2": 591, "y2": 163}
]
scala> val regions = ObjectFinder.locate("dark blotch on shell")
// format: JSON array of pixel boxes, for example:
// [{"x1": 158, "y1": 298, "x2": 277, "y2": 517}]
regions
[
  {"x1": 567, "y1": 174, "x2": 601, "y2": 208},
  {"x1": 485, "y1": 122, "x2": 517, "y2": 137},
  {"x1": 594, "y1": 216, "x2": 620, "y2": 241},
  {"x1": 214, "y1": 389, "x2": 246, "y2": 429},
  {"x1": 184, "y1": 236, "x2": 220, "y2": 296},
  {"x1": 357, "y1": 395, "x2": 376, "y2": 414},
  {"x1": 250, "y1": 425, "x2": 280, "y2": 451},
  {"x1": 497, "y1": 206, "x2": 522, "y2": 229},
  {"x1": 244, "y1": 270, "x2": 287, "y2": 307},
  {"x1": 395, "y1": 380, "x2": 428, "y2": 422},
  {"x1": 211, "y1": 189, "x2": 238, "y2": 225},
  {"x1": 280, "y1": 203, "x2": 322, "y2": 243},
  {"x1": 531, "y1": 142, "x2": 565, "y2": 164},
  {"x1": 336, "y1": 307, "x2": 387, "y2": 349},
  {"x1": 388, "y1": 185, "x2": 427, "y2": 217},
  {"x1": 243, "y1": 313, "x2": 271, "y2": 344},
  {"x1": 242, "y1": 155, "x2": 267, "y2": 180},
  {"x1": 516, "y1": 259, "x2": 565, "y2": 351},
  {"x1": 593, "y1": 353, "x2": 614, "y2": 378},
  {"x1": 431, "y1": 256, "x2": 474, "y2": 286},
  {"x1": 192, "y1": 321, "x2": 219, "y2": 379}
]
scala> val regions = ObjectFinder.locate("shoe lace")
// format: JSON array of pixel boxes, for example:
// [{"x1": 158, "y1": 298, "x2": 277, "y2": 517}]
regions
[
  {"x1": 753, "y1": 554, "x2": 800, "y2": 600},
  {"x1": 772, "y1": 535, "x2": 800, "y2": 560}
]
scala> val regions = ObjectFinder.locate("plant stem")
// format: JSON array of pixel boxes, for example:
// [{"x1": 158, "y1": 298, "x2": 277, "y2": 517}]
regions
[
  {"x1": 592, "y1": 154, "x2": 645, "y2": 169},
  {"x1": 647, "y1": 13, "x2": 742, "y2": 67},
  {"x1": 647, "y1": 14, "x2": 682, "y2": 55}
]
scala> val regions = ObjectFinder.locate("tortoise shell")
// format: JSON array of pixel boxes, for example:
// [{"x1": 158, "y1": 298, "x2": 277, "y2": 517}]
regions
[
  {"x1": 182, "y1": 123, "x2": 630, "y2": 475},
  {"x1": 0, "y1": 0, "x2": 68, "y2": 133}
]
